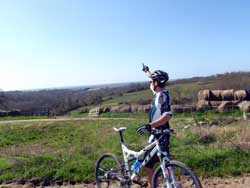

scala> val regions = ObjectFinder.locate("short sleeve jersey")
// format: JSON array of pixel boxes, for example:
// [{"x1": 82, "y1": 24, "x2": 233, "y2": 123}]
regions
[{"x1": 149, "y1": 89, "x2": 172, "y2": 129}]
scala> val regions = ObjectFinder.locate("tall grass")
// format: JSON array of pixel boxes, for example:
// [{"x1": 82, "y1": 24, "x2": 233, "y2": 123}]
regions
[{"x1": 0, "y1": 117, "x2": 249, "y2": 182}]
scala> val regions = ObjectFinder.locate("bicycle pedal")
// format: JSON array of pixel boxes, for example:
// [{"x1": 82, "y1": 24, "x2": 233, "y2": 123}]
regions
[
  {"x1": 140, "y1": 181, "x2": 149, "y2": 187},
  {"x1": 133, "y1": 179, "x2": 149, "y2": 187}
]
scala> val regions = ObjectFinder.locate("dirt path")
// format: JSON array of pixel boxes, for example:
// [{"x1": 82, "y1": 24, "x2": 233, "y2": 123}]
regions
[
  {"x1": 1, "y1": 176, "x2": 250, "y2": 188},
  {"x1": 0, "y1": 117, "x2": 143, "y2": 124},
  {"x1": 201, "y1": 176, "x2": 250, "y2": 188}
]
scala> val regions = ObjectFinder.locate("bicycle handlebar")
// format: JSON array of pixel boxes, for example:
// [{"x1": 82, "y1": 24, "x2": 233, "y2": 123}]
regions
[{"x1": 149, "y1": 128, "x2": 175, "y2": 135}]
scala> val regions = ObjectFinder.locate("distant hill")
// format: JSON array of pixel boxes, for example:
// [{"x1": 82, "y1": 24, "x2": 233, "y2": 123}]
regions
[
  {"x1": 1, "y1": 71, "x2": 250, "y2": 116},
  {"x1": 73, "y1": 71, "x2": 250, "y2": 113},
  {"x1": 12, "y1": 82, "x2": 135, "y2": 92},
  {"x1": 0, "y1": 82, "x2": 148, "y2": 115}
]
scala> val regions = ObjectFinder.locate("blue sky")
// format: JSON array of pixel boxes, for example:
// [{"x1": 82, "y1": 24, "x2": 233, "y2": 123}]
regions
[{"x1": 0, "y1": 0, "x2": 250, "y2": 91}]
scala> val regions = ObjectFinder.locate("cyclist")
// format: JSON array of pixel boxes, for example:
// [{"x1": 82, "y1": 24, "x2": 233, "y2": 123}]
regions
[{"x1": 136, "y1": 65, "x2": 172, "y2": 188}]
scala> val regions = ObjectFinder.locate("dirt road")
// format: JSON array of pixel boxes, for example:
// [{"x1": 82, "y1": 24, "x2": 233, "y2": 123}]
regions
[{"x1": 1, "y1": 176, "x2": 250, "y2": 188}]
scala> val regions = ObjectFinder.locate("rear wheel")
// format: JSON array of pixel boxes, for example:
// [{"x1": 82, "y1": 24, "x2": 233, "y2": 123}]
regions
[
  {"x1": 152, "y1": 160, "x2": 202, "y2": 188},
  {"x1": 95, "y1": 153, "x2": 122, "y2": 188}
]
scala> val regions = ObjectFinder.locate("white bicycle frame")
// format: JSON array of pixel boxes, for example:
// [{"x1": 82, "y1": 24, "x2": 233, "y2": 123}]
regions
[{"x1": 113, "y1": 127, "x2": 176, "y2": 188}]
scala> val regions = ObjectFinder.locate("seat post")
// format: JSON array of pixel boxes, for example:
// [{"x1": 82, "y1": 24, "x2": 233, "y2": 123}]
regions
[{"x1": 118, "y1": 131, "x2": 124, "y2": 143}]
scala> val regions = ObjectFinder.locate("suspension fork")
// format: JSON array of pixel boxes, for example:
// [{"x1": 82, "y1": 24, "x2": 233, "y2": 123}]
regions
[
  {"x1": 160, "y1": 159, "x2": 177, "y2": 188},
  {"x1": 160, "y1": 159, "x2": 172, "y2": 188},
  {"x1": 158, "y1": 153, "x2": 172, "y2": 188}
]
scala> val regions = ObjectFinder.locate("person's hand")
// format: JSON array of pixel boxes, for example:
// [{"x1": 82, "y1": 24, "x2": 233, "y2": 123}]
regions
[
  {"x1": 142, "y1": 63, "x2": 149, "y2": 73},
  {"x1": 136, "y1": 124, "x2": 151, "y2": 135}
]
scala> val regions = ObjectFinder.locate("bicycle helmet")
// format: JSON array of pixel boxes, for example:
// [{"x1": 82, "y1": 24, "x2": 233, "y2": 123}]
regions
[{"x1": 150, "y1": 70, "x2": 169, "y2": 87}]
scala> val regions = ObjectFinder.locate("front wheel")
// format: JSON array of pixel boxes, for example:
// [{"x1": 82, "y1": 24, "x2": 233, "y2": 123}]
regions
[
  {"x1": 152, "y1": 160, "x2": 202, "y2": 188},
  {"x1": 95, "y1": 153, "x2": 122, "y2": 188}
]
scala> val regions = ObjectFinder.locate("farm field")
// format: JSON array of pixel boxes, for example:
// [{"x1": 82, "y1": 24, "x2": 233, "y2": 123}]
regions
[
  {"x1": 0, "y1": 112, "x2": 249, "y2": 187},
  {"x1": 69, "y1": 81, "x2": 204, "y2": 115}
]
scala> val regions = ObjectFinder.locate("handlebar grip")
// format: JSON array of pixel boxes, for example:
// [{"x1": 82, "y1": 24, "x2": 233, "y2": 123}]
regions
[{"x1": 150, "y1": 128, "x2": 175, "y2": 135}]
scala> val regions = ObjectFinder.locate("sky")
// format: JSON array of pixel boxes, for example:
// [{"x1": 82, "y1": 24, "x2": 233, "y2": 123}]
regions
[{"x1": 0, "y1": 0, "x2": 250, "y2": 91}]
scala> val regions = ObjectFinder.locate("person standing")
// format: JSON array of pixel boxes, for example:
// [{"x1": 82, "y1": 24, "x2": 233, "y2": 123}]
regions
[{"x1": 136, "y1": 65, "x2": 172, "y2": 188}]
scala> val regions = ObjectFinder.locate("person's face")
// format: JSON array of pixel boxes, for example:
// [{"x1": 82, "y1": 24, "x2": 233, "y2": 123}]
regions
[
  {"x1": 150, "y1": 80, "x2": 157, "y2": 86},
  {"x1": 150, "y1": 80, "x2": 157, "y2": 93}
]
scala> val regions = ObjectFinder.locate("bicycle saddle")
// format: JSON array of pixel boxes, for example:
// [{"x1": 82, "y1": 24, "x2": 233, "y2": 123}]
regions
[{"x1": 113, "y1": 127, "x2": 127, "y2": 132}]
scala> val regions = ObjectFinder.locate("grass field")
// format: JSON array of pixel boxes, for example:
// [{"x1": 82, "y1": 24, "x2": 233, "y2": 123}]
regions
[
  {"x1": 0, "y1": 113, "x2": 249, "y2": 183},
  {"x1": 102, "y1": 81, "x2": 210, "y2": 105}
]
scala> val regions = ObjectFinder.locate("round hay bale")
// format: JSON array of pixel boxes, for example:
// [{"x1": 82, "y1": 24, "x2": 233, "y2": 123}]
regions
[
  {"x1": 131, "y1": 105, "x2": 145, "y2": 112},
  {"x1": 137, "y1": 106, "x2": 145, "y2": 112},
  {"x1": 119, "y1": 105, "x2": 132, "y2": 113},
  {"x1": 196, "y1": 100, "x2": 211, "y2": 111},
  {"x1": 231, "y1": 100, "x2": 241, "y2": 105},
  {"x1": 198, "y1": 90, "x2": 211, "y2": 101},
  {"x1": 234, "y1": 90, "x2": 248, "y2": 101},
  {"x1": 110, "y1": 106, "x2": 120, "y2": 113},
  {"x1": 221, "y1": 89, "x2": 234, "y2": 101},
  {"x1": 209, "y1": 101, "x2": 222, "y2": 107},
  {"x1": 102, "y1": 107, "x2": 110, "y2": 113},
  {"x1": 238, "y1": 101, "x2": 250, "y2": 112},
  {"x1": 217, "y1": 101, "x2": 238, "y2": 112},
  {"x1": 172, "y1": 105, "x2": 196, "y2": 113},
  {"x1": 131, "y1": 105, "x2": 139, "y2": 112},
  {"x1": 210, "y1": 90, "x2": 222, "y2": 101},
  {"x1": 143, "y1": 105, "x2": 151, "y2": 113}
]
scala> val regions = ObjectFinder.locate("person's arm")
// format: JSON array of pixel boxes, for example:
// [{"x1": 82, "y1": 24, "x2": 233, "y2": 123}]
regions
[
  {"x1": 149, "y1": 113, "x2": 171, "y2": 128},
  {"x1": 150, "y1": 91, "x2": 172, "y2": 128}
]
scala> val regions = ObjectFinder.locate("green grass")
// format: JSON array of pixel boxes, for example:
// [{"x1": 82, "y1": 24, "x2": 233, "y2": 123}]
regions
[
  {"x1": 0, "y1": 116, "x2": 249, "y2": 183},
  {"x1": 102, "y1": 90, "x2": 152, "y2": 105},
  {"x1": 185, "y1": 149, "x2": 250, "y2": 176},
  {"x1": 68, "y1": 111, "x2": 88, "y2": 117},
  {"x1": 0, "y1": 119, "x2": 146, "y2": 182},
  {"x1": 0, "y1": 116, "x2": 48, "y2": 121},
  {"x1": 99, "y1": 112, "x2": 148, "y2": 118},
  {"x1": 174, "y1": 109, "x2": 243, "y2": 119}
]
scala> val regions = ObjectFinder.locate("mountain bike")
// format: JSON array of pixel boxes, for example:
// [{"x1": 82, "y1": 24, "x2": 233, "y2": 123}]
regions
[{"x1": 95, "y1": 127, "x2": 202, "y2": 188}]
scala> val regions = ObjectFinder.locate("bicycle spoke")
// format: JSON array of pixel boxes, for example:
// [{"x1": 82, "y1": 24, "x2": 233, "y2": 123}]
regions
[
  {"x1": 99, "y1": 168, "x2": 106, "y2": 172},
  {"x1": 96, "y1": 154, "x2": 123, "y2": 188},
  {"x1": 153, "y1": 161, "x2": 202, "y2": 188}
]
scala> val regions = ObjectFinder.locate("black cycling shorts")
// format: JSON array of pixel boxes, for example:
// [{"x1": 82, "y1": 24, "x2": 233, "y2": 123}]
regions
[{"x1": 145, "y1": 134, "x2": 170, "y2": 169}]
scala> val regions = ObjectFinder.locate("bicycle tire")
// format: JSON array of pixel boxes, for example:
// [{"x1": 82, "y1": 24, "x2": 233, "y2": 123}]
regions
[
  {"x1": 152, "y1": 160, "x2": 202, "y2": 188},
  {"x1": 95, "y1": 153, "x2": 122, "y2": 188}
]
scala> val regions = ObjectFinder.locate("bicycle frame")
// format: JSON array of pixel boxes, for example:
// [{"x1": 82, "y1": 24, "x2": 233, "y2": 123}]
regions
[
  {"x1": 121, "y1": 138, "x2": 158, "y2": 179},
  {"x1": 114, "y1": 127, "x2": 173, "y2": 188}
]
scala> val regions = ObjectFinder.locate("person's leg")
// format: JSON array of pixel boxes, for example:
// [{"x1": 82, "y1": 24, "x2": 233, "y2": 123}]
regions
[
  {"x1": 144, "y1": 154, "x2": 158, "y2": 188},
  {"x1": 144, "y1": 166, "x2": 154, "y2": 188}
]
